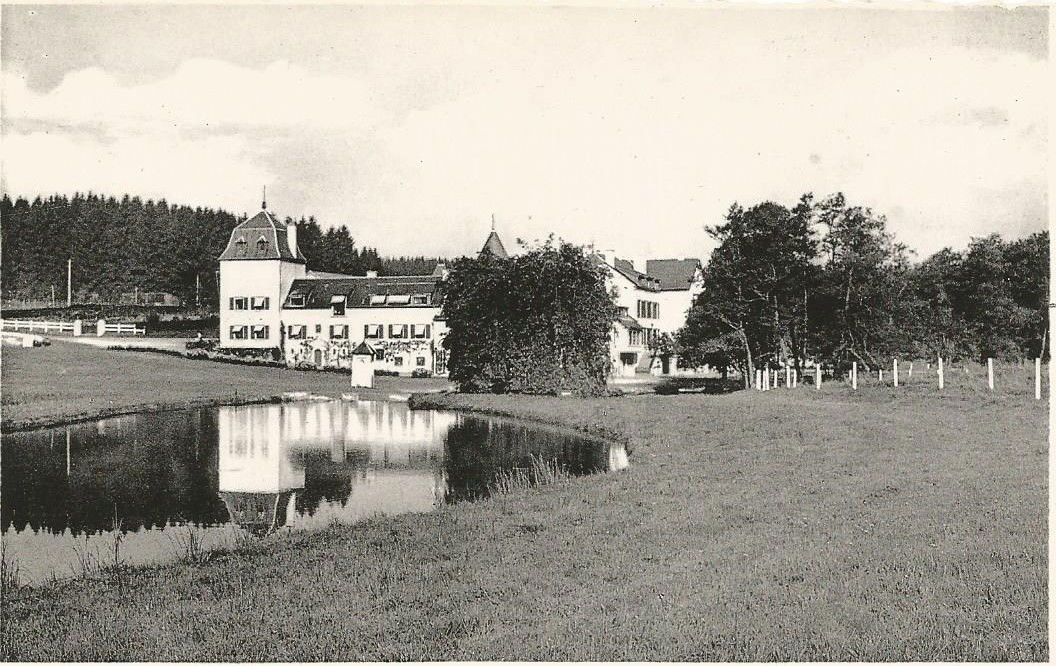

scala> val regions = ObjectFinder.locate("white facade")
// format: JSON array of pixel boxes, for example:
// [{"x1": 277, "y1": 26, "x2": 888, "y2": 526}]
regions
[{"x1": 219, "y1": 259, "x2": 305, "y2": 349}]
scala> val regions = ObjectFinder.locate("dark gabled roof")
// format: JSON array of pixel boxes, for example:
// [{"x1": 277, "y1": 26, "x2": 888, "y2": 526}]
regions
[
  {"x1": 351, "y1": 341, "x2": 375, "y2": 355},
  {"x1": 646, "y1": 259, "x2": 702, "y2": 291},
  {"x1": 480, "y1": 231, "x2": 508, "y2": 259},
  {"x1": 610, "y1": 260, "x2": 662, "y2": 292},
  {"x1": 617, "y1": 314, "x2": 643, "y2": 331},
  {"x1": 284, "y1": 275, "x2": 442, "y2": 309},
  {"x1": 219, "y1": 210, "x2": 307, "y2": 262}
]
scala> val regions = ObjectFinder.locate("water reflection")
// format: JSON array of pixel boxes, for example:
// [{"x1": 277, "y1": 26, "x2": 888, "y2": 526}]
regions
[{"x1": 2, "y1": 400, "x2": 625, "y2": 584}]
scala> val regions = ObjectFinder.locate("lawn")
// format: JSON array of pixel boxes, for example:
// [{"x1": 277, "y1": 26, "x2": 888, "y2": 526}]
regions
[
  {"x1": 0, "y1": 353, "x2": 1046, "y2": 660},
  {"x1": 0, "y1": 340, "x2": 450, "y2": 431}
]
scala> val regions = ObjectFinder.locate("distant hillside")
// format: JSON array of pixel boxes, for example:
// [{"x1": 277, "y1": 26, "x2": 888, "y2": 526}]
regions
[{"x1": 1, "y1": 193, "x2": 448, "y2": 308}]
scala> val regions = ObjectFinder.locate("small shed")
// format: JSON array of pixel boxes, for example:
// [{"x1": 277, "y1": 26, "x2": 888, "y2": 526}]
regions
[{"x1": 350, "y1": 341, "x2": 376, "y2": 388}]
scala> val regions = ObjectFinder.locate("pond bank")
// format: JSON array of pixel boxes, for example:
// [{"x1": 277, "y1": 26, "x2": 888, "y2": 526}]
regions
[{"x1": 3, "y1": 387, "x2": 1045, "y2": 661}]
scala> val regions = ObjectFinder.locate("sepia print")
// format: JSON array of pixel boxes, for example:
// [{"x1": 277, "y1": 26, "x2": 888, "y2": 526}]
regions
[{"x1": 0, "y1": 2, "x2": 1049, "y2": 661}]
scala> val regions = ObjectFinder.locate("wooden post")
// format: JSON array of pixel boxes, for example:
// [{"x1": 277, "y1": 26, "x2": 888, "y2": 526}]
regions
[
  {"x1": 816, "y1": 364, "x2": 821, "y2": 390},
  {"x1": 938, "y1": 356, "x2": 944, "y2": 390},
  {"x1": 755, "y1": 369, "x2": 762, "y2": 390},
  {"x1": 893, "y1": 359, "x2": 899, "y2": 387},
  {"x1": 785, "y1": 365, "x2": 791, "y2": 388},
  {"x1": 1035, "y1": 357, "x2": 1041, "y2": 400},
  {"x1": 792, "y1": 369, "x2": 797, "y2": 388},
  {"x1": 987, "y1": 358, "x2": 993, "y2": 391},
  {"x1": 852, "y1": 361, "x2": 858, "y2": 390},
  {"x1": 772, "y1": 368, "x2": 778, "y2": 389},
  {"x1": 763, "y1": 367, "x2": 769, "y2": 391},
  {"x1": 879, "y1": 368, "x2": 883, "y2": 383},
  {"x1": 908, "y1": 362, "x2": 913, "y2": 379}
]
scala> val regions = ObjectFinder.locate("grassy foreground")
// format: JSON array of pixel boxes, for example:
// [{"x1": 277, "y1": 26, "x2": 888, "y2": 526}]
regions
[
  {"x1": 0, "y1": 341, "x2": 449, "y2": 431},
  {"x1": 2, "y1": 372, "x2": 1046, "y2": 660}
]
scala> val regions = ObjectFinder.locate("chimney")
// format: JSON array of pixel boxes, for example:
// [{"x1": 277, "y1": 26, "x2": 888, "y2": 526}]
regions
[
  {"x1": 366, "y1": 270, "x2": 378, "y2": 278},
  {"x1": 286, "y1": 221, "x2": 299, "y2": 257}
]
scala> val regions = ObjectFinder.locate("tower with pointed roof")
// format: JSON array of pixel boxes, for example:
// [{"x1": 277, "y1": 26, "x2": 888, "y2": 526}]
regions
[
  {"x1": 219, "y1": 199, "x2": 307, "y2": 350},
  {"x1": 479, "y1": 217, "x2": 508, "y2": 259}
]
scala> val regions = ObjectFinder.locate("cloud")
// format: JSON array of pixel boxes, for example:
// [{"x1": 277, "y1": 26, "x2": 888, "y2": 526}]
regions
[
  {"x1": 0, "y1": 39, "x2": 1047, "y2": 260},
  {"x1": 3, "y1": 58, "x2": 381, "y2": 132}
]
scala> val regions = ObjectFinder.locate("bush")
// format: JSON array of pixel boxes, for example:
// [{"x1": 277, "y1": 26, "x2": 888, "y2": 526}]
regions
[
  {"x1": 439, "y1": 239, "x2": 617, "y2": 396},
  {"x1": 374, "y1": 369, "x2": 399, "y2": 377},
  {"x1": 411, "y1": 368, "x2": 433, "y2": 378}
]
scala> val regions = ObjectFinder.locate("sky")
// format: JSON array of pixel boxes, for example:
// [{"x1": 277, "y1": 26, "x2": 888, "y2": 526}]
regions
[{"x1": 1, "y1": 4, "x2": 1049, "y2": 262}]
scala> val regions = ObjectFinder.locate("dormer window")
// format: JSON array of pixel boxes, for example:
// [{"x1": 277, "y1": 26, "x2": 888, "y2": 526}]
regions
[
  {"x1": 235, "y1": 236, "x2": 247, "y2": 255},
  {"x1": 288, "y1": 293, "x2": 306, "y2": 308},
  {"x1": 330, "y1": 294, "x2": 346, "y2": 316},
  {"x1": 256, "y1": 236, "x2": 268, "y2": 253},
  {"x1": 411, "y1": 294, "x2": 430, "y2": 305}
]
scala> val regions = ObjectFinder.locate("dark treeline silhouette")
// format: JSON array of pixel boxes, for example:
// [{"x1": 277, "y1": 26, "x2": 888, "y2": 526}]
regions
[
  {"x1": 678, "y1": 192, "x2": 1049, "y2": 385},
  {"x1": 1, "y1": 193, "x2": 448, "y2": 307}
]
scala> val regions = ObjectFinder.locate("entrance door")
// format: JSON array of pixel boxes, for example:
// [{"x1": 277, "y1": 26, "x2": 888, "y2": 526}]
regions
[{"x1": 313, "y1": 349, "x2": 323, "y2": 367}]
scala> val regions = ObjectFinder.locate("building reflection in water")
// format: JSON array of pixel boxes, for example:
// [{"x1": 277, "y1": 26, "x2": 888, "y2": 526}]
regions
[{"x1": 217, "y1": 401, "x2": 453, "y2": 534}]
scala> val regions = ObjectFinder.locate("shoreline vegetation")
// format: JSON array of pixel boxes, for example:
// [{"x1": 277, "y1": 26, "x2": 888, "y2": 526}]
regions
[{"x1": 1, "y1": 342, "x2": 1047, "y2": 660}]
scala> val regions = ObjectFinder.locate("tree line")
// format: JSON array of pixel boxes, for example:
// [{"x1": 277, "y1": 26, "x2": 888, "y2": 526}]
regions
[
  {"x1": 0, "y1": 193, "x2": 446, "y2": 307},
  {"x1": 678, "y1": 192, "x2": 1049, "y2": 386}
]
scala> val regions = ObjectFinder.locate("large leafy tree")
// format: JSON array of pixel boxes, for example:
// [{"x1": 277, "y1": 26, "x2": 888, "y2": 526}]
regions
[
  {"x1": 678, "y1": 197, "x2": 817, "y2": 386},
  {"x1": 439, "y1": 239, "x2": 617, "y2": 395}
]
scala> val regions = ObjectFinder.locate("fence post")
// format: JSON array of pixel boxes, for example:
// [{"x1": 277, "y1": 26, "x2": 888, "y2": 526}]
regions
[
  {"x1": 816, "y1": 364, "x2": 821, "y2": 390},
  {"x1": 987, "y1": 358, "x2": 993, "y2": 391},
  {"x1": 96, "y1": 319, "x2": 106, "y2": 337},
  {"x1": 755, "y1": 369, "x2": 761, "y2": 390},
  {"x1": 763, "y1": 367, "x2": 769, "y2": 391},
  {"x1": 1035, "y1": 357, "x2": 1041, "y2": 400},
  {"x1": 879, "y1": 368, "x2": 883, "y2": 383},
  {"x1": 852, "y1": 361, "x2": 858, "y2": 390},
  {"x1": 792, "y1": 369, "x2": 797, "y2": 388},
  {"x1": 938, "y1": 356, "x2": 944, "y2": 390},
  {"x1": 893, "y1": 359, "x2": 899, "y2": 387},
  {"x1": 908, "y1": 362, "x2": 913, "y2": 378},
  {"x1": 73, "y1": 319, "x2": 82, "y2": 337}
]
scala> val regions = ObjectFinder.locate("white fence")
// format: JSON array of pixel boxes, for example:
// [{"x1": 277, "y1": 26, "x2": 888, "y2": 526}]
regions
[{"x1": 0, "y1": 318, "x2": 145, "y2": 337}]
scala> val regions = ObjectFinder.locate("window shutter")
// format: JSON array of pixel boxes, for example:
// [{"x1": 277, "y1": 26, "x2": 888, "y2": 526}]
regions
[
  {"x1": 425, "y1": 324, "x2": 431, "y2": 338},
  {"x1": 364, "y1": 324, "x2": 369, "y2": 339}
]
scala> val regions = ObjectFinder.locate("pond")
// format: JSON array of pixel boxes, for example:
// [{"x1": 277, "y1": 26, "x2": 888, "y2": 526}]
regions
[{"x1": 1, "y1": 400, "x2": 628, "y2": 585}]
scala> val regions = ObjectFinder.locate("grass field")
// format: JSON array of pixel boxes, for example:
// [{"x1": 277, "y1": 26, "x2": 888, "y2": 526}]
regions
[
  {"x1": 0, "y1": 346, "x2": 1046, "y2": 660},
  {"x1": 0, "y1": 341, "x2": 450, "y2": 431}
]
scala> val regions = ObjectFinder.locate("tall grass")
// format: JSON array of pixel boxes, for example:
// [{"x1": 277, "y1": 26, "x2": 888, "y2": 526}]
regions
[
  {"x1": 167, "y1": 524, "x2": 210, "y2": 564},
  {"x1": 0, "y1": 539, "x2": 20, "y2": 593},
  {"x1": 490, "y1": 454, "x2": 572, "y2": 495}
]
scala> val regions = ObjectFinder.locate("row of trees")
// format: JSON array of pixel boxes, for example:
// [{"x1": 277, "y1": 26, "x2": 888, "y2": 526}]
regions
[
  {"x1": 678, "y1": 193, "x2": 1049, "y2": 385},
  {"x1": 0, "y1": 193, "x2": 444, "y2": 307}
]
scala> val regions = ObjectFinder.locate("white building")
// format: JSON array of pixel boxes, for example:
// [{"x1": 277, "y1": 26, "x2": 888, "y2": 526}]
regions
[
  {"x1": 218, "y1": 203, "x2": 449, "y2": 375},
  {"x1": 591, "y1": 251, "x2": 704, "y2": 376},
  {"x1": 219, "y1": 207, "x2": 701, "y2": 378}
]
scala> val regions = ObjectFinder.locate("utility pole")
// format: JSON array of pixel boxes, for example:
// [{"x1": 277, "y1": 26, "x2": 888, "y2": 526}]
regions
[{"x1": 66, "y1": 258, "x2": 72, "y2": 307}]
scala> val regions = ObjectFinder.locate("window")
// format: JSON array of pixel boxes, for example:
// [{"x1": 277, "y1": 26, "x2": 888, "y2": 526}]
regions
[
  {"x1": 387, "y1": 294, "x2": 411, "y2": 305},
  {"x1": 315, "y1": 324, "x2": 322, "y2": 334},
  {"x1": 256, "y1": 236, "x2": 267, "y2": 253},
  {"x1": 374, "y1": 349, "x2": 385, "y2": 361},
  {"x1": 411, "y1": 324, "x2": 431, "y2": 339},
  {"x1": 630, "y1": 330, "x2": 642, "y2": 346},
  {"x1": 235, "y1": 237, "x2": 247, "y2": 256},
  {"x1": 617, "y1": 306, "x2": 629, "y2": 316},
  {"x1": 251, "y1": 296, "x2": 269, "y2": 310},
  {"x1": 636, "y1": 300, "x2": 659, "y2": 319},
  {"x1": 369, "y1": 294, "x2": 387, "y2": 306},
  {"x1": 389, "y1": 324, "x2": 408, "y2": 339},
  {"x1": 330, "y1": 325, "x2": 349, "y2": 339},
  {"x1": 330, "y1": 295, "x2": 346, "y2": 316},
  {"x1": 250, "y1": 325, "x2": 268, "y2": 340},
  {"x1": 230, "y1": 297, "x2": 249, "y2": 310},
  {"x1": 364, "y1": 324, "x2": 383, "y2": 339},
  {"x1": 288, "y1": 325, "x2": 307, "y2": 339},
  {"x1": 411, "y1": 294, "x2": 430, "y2": 305},
  {"x1": 288, "y1": 293, "x2": 306, "y2": 307},
  {"x1": 393, "y1": 356, "x2": 404, "y2": 367},
  {"x1": 416, "y1": 356, "x2": 426, "y2": 367},
  {"x1": 230, "y1": 325, "x2": 248, "y2": 340}
]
